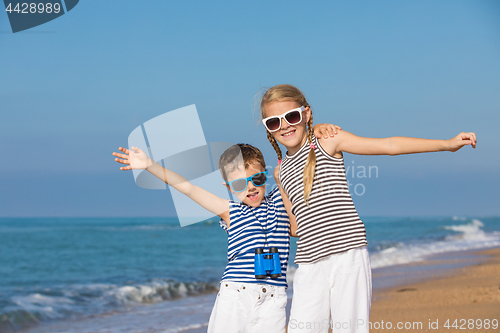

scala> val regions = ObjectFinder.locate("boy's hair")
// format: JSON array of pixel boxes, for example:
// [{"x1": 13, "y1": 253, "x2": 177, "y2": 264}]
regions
[
  {"x1": 260, "y1": 84, "x2": 317, "y2": 205},
  {"x1": 219, "y1": 144, "x2": 266, "y2": 181}
]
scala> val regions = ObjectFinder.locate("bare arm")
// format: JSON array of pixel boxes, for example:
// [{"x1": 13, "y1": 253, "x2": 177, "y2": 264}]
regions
[
  {"x1": 274, "y1": 166, "x2": 298, "y2": 237},
  {"x1": 319, "y1": 130, "x2": 477, "y2": 156},
  {"x1": 113, "y1": 146, "x2": 230, "y2": 225}
]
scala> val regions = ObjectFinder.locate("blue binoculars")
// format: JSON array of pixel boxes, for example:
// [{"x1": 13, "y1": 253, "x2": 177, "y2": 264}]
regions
[{"x1": 254, "y1": 247, "x2": 281, "y2": 279}]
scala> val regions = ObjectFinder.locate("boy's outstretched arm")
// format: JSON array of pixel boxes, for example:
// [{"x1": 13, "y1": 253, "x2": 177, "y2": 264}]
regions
[
  {"x1": 319, "y1": 130, "x2": 477, "y2": 156},
  {"x1": 313, "y1": 123, "x2": 342, "y2": 139},
  {"x1": 274, "y1": 166, "x2": 298, "y2": 237},
  {"x1": 113, "y1": 146, "x2": 230, "y2": 224}
]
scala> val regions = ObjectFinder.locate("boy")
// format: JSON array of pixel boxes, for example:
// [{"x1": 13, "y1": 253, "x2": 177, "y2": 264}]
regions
[{"x1": 208, "y1": 143, "x2": 291, "y2": 332}]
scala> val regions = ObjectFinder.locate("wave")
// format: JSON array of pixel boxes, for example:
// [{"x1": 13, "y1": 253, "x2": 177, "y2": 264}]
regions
[
  {"x1": 370, "y1": 219, "x2": 500, "y2": 269},
  {"x1": 170, "y1": 323, "x2": 209, "y2": 333},
  {"x1": 0, "y1": 279, "x2": 218, "y2": 332}
]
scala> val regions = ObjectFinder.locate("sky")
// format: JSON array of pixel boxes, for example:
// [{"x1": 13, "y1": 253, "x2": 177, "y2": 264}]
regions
[{"x1": 1, "y1": 0, "x2": 499, "y2": 219}]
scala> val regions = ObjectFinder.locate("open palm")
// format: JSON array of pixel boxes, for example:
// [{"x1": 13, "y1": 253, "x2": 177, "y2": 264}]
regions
[{"x1": 112, "y1": 146, "x2": 152, "y2": 170}]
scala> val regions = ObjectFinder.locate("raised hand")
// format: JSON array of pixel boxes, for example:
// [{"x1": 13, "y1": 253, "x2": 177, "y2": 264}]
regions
[
  {"x1": 313, "y1": 123, "x2": 342, "y2": 139},
  {"x1": 448, "y1": 132, "x2": 477, "y2": 152},
  {"x1": 112, "y1": 146, "x2": 152, "y2": 170}
]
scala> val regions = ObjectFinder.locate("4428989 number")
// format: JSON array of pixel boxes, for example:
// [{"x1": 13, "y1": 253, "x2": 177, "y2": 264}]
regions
[
  {"x1": 444, "y1": 319, "x2": 498, "y2": 330},
  {"x1": 5, "y1": 2, "x2": 61, "y2": 14}
]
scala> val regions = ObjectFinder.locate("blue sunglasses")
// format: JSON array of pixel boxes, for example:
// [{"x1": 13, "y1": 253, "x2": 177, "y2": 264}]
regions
[{"x1": 226, "y1": 170, "x2": 268, "y2": 192}]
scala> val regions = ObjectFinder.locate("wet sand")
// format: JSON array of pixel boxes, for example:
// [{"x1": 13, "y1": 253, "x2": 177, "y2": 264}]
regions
[{"x1": 369, "y1": 247, "x2": 500, "y2": 332}]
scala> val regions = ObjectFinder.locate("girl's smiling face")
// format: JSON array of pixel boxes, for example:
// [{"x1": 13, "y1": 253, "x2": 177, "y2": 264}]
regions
[
  {"x1": 225, "y1": 161, "x2": 267, "y2": 208},
  {"x1": 264, "y1": 100, "x2": 311, "y2": 155}
]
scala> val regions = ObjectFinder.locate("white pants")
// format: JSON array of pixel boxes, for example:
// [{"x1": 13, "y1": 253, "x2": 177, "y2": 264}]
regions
[
  {"x1": 288, "y1": 246, "x2": 372, "y2": 333},
  {"x1": 207, "y1": 281, "x2": 287, "y2": 333}
]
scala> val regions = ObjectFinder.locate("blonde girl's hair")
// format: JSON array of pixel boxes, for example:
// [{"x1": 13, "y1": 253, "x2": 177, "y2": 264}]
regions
[{"x1": 260, "y1": 84, "x2": 317, "y2": 205}]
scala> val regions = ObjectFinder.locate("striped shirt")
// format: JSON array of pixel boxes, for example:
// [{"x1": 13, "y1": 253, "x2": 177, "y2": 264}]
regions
[
  {"x1": 219, "y1": 186, "x2": 290, "y2": 287},
  {"x1": 279, "y1": 135, "x2": 367, "y2": 264}
]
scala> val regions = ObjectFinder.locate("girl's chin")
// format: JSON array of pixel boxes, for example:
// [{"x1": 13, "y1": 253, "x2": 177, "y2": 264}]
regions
[{"x1": 275, "y1": 130, "x2": 302, "y2": 147}]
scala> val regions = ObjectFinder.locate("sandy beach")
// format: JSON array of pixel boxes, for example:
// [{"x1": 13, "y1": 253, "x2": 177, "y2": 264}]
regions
[
  {"x1": 369, "y1": 247, "x2": 500, "y2": 332},
  {"x1": 180, "y1": 247, "x2": 500, "y2": 333}
]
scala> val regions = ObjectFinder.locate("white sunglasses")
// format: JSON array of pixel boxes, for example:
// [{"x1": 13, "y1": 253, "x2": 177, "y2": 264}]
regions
[{"x1": 261, "y1": 106, "x2": 305, "y2": 132}]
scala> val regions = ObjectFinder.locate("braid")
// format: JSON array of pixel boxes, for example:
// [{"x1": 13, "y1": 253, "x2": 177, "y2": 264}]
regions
[
  {"x1": 307, "y1": 112, "x2": 313, "y2": 144},
  {"x1": 267, "y1": 131, "x2": 282, "y2": 161},
  {"x1": 303, "y1": 113, "x2": 317, "y2": 205}
]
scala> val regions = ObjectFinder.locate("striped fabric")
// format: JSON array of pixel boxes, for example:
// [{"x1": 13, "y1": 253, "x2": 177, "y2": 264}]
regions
[
  {"x1": 219, "y1": 187, "x2": 290, "y2": 287},
  {"x1": 279, "y1": 135, "x2": 367, "y2": 264}
]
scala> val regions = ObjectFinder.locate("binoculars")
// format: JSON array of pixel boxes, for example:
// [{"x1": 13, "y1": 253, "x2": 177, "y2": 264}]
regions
[{"x1": 254, "y1": 247, "x2": 281, "y2": 279}]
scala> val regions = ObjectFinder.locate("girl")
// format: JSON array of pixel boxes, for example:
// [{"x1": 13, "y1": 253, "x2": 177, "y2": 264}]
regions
[{"x1": 259, "y1": 84, "x2": 477, "y2": 333}]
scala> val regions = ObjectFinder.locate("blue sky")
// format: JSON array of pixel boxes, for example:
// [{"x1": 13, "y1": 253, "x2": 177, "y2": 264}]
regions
[{"x1": 1, "y1": 0, "x2": 499, "y2": 219}]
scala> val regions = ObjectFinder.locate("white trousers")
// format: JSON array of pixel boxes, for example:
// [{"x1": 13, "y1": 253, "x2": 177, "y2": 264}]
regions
[
  {"x1": 207, "y1": 281, "x2": 287, "y2": 333},
  {"x1": 288, "y1": 246, "x2": 372, "y2": 333}
]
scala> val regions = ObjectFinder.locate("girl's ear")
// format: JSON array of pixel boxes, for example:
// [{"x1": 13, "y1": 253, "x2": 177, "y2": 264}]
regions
[{"x1": 304, "y1": 106, "x2": 311, "y2": 124}]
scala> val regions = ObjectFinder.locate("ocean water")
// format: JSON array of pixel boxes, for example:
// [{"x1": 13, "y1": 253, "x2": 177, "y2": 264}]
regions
[{"x1": 1, "y1": 216, "x2": 499, "y2": 332}]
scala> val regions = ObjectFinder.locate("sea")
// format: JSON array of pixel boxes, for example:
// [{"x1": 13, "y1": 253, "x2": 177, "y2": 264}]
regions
[{"x1": 1, "y1": 216, "x2": 499, "y2": 333}]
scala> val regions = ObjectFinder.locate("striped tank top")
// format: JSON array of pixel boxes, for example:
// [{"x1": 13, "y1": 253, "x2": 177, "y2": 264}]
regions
[
  {"x1": 279, "y1": 135, "x2": 367, "y2": 264},
  {"x1": 219, "y1": 186, "x2": 290, "y2": 287}
]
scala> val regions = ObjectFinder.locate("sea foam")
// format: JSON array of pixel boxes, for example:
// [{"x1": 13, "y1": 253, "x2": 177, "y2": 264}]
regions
[{"x1": 370, "y1": 219, "x2": 500, "y2": 268}]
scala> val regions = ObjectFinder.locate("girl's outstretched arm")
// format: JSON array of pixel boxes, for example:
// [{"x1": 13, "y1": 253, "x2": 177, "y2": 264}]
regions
[
  {"x1": 320, "y1": 131, "x2": 477, "y2": 156},
  {"x1": 274, "y1": 166, "x2": 298, "y2": 237},
  {"x1": 113, "y1": 146, "x2": 230, "y2": 224}
]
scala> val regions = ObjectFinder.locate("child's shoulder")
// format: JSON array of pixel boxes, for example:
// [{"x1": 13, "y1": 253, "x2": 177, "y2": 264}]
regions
[
  {"x1": 265, "y1": 187, "x2": 285, "y2": 211},
  {"x1": 266, "y1": 186, "x2": 282, "y2": 201}
]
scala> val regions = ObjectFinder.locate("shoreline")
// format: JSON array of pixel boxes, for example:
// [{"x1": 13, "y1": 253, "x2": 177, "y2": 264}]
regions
[
  {"x1": 17, "y1": 247, "x2": 500, "y2": 333},
  {"x1": 371, "y1": 247, "x2": 492, "y2": 292},
  {"x1": 370, "y1": 247, "x2": 500, "y2": 332}
]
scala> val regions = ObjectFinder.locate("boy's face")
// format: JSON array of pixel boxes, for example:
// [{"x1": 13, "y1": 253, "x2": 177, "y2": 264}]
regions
[{"x1": 224, "y1": 160, "x2": 267, "y2": 208}]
